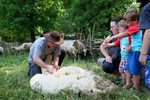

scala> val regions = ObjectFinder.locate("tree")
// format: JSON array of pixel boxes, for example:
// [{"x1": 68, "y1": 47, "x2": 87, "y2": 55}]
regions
[
  {"x1": 56, "y1": 0, "x2": 134, "y2": 39},
  {"x1": 0, "y1": 0, "x2": 60, "y2": 42}
]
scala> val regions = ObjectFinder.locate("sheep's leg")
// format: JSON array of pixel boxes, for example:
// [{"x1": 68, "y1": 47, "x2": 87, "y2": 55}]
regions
[{"x1": 77, "y1": 53, "x2": 81, "y2": 61}]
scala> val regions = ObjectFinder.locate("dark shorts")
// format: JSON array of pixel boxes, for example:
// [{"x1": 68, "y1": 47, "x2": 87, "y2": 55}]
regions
[
  {"x1": 140, "y1": 2, "x2": 150, "y2": 30},
  {"x1": 102, "y1": 60, "x2": 120, "y2": 74},
  {"x1": 28, "y1": 62, "x2": 42, "y2": 78}
]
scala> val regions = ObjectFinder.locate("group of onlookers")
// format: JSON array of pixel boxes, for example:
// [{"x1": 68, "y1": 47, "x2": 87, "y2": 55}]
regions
[{"x1": 98, "y1": 2, "x2": 150, "y2": 92}]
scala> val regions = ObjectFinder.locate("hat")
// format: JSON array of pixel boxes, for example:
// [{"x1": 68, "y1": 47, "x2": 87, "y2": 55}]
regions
[{"x1": 44, "y1": 31, "x2": 64, "y2": 45}]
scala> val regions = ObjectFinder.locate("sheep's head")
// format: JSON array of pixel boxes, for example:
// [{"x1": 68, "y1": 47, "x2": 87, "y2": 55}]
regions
[
  {"x1": 11, "y1": 46, "x2": 16, "y2": 53},
  {"x1": 82, "y1": 49, "x2": 87, "y2": 56},
  {"x1": 73, "y1": 40, "x2": 79, "y2": 48}
]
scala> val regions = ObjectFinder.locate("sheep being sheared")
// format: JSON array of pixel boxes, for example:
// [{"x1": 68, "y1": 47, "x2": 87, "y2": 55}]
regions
[{"x1": 30, "y1": 66, "x2": 117, "y2": 94}]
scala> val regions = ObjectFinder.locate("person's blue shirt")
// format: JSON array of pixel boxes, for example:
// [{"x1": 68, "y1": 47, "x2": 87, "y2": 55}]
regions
[
  {"x1": 131, "y1": 30, "x2": 142, "y2": 51},
  {"x1": 120, "y1": 37, "x2": 130, "y2": 60}
]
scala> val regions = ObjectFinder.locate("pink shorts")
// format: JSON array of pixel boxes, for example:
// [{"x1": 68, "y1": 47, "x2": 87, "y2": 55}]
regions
[{"x1": 119, "y1": 59, "x2": 128, "y2": 74}]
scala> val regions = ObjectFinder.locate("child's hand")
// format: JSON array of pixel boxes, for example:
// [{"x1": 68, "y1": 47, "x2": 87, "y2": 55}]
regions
[
  {"x1": 102, "y1": 42, "x2": 109, "y2": 48},
  {"x1": 126, "y1": 45, "x2": 131, "y2": 52},
  {"x1": 104, "y1": 37, "x2": 113, "y2": 44}
]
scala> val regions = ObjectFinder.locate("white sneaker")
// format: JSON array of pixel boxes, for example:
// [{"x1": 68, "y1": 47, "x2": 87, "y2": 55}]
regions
[{"x1": 97, "y1": 58, "x2": 105, "y2": 64}]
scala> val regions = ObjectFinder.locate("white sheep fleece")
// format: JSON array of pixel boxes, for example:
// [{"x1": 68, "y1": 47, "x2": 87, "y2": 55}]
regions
[{"x1": 30, "y1": 66, "x2": 117, "y2": 94}]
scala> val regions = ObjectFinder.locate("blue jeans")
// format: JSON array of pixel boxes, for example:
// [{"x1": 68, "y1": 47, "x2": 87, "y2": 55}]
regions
[{"x1": 28, "y1": 62, "x2": 42, "y2": 78}]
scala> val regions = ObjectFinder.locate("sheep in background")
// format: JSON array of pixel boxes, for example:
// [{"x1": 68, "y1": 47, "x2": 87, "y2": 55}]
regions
[
  {"x1": 73, "y1": 40, "x2": 87, "y2": 59},
  {"x1": 10, "y1": 42, "x2": 33, "y2": 55},
  {"x1": 0, "y1": 46, "x2": 4, "y2": 55},
  {"x1": 0, "y1": 41, "x2": 20, "y2": 54},
  {"x1": 60, "y1": 40, "x2": 76, "y2": 58},
  {"x1": 11, "y1": 46, "x2": 22, "y2": 55},
  {"x1": 30, "y1": 66, "x2": 117, "y2": 94},
  {"x1": 20, "y1": 42, "x2": 33, "y2": 51}
]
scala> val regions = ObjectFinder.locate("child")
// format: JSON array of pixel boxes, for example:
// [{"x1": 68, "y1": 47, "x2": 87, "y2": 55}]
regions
[
  {"x1": 105, "y1": 8, "x2": 143, "y2": 91},
  {"x1": 105, "y1": 20, "x2": 131, "y2": 85}
]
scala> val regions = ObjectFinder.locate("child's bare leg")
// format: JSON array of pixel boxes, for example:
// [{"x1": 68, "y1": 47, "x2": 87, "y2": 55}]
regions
[
  {"x1": 125, "y1": 70, "x2": 131, "y2": 86},
  {"x1": 121, "y1": 73, "x2": 126, "y2": 84},
  {"x1": 133, "y1": 75, "x2": 141, "y2": 90}
]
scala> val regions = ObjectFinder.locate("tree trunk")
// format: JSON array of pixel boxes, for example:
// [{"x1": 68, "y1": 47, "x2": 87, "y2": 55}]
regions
[
  {"x1": 92, "y1": 24, "x2": 95, "y2": 39},
  {"x1": 29, "y1": 13, "x2": 35, "y2": 42},
  {"x1": 30, "y1": 28, "x2": 35, "y2": 42}
]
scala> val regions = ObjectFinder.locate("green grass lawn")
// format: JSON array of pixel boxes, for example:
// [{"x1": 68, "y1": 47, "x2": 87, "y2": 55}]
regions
[{"x1": 0, "y1": 53, "x2": 150, "y2": 100}]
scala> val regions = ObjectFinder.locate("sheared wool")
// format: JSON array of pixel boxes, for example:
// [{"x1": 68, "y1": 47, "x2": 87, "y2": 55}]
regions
[{"x1": 30, "y1": 66, "x2": 117, "y2": 94}]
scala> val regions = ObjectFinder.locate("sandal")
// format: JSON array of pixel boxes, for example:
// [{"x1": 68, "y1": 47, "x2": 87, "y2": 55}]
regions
[{"x1": 130, "y1": 87, "x2": 144, "y2": 93}]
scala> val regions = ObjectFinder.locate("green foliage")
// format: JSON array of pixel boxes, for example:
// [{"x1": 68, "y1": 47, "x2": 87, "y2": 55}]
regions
[
  {"x1": 0, "y1": 0, "x2": 60, "y2": 42},
  {"x1": 0, "y1": 0, "x2": 140, "y2": 41},
  {"x1": 56, "y1": 0, "x2": 136, "y2": 39}
]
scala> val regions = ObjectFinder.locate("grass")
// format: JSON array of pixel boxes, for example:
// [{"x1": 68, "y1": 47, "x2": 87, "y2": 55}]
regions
[{"x1": 0, "y1": 53, "x2": 150, "y2": 100}]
